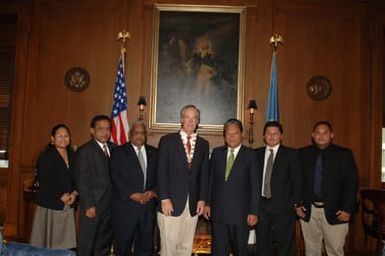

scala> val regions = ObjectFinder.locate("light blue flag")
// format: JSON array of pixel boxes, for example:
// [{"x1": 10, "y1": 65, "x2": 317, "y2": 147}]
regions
[{"x1": 266, "y1": 51, "x2": 279, "y2": 122}]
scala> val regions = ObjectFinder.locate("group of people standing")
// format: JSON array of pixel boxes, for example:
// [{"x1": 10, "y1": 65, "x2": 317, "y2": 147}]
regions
[{"x1": 29, "y1": 104, "x2": 358, "y2": 256}]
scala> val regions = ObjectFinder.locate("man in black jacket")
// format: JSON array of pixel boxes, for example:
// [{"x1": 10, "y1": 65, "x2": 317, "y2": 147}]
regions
[
  {"x1": 255, "y1": 121, "x2": 302, "y2": 256},
  {"x1": 296, "y1": 121, "x2": 358, "y2": 256},
  {"x1": 76, "y1": 115, "x2": 115, "y2": 256}
]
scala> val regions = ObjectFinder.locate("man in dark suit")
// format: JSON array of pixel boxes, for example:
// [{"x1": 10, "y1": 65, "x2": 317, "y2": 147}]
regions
[
  {"x1": 204, "y1": 118, "x2": 260, "y2": 256},
  {"x1": 76, "y1": 115, "x2": 115, "y2": 256},
  {"x1": 110, "y1": 121, "x2": 157, "y2": 256},
  {"x1": 157, "y1": 104, "x2": 210, "y2": 256},
  {"x1": 296, "y1": 121, "x2": 358, "y2": 256},
  {"x1": 255, "y1": 121, "x2": 302, "y2": 256}
]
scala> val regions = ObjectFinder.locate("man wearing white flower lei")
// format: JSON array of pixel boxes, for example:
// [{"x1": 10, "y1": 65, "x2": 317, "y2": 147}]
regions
[{"x1": 157, "y1": 104, "x2": 210, "y2": 256}]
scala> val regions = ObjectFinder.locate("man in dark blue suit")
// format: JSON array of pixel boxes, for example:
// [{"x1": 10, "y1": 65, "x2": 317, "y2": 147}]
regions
[
  {"x1": 204, "y1": 118, "x2": 260, "y2": 256},
  {"x1": 157, "y1": 105, "x2": 210, "y2": 256},
  {"x1": 110, "y1": 121, "x2": 157, "y2": 256},
  {"x1": 255, "y1": 121, "x2": 302, "y2": 256}
]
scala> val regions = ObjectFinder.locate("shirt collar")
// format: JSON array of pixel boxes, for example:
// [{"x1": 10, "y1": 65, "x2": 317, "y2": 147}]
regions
[
  {"x1": 266, "y1": 144, "x2": 280, "y2": 153},
  {"x1": 132, "y1": 143, "x2": 144, "y2": 152},
  {"x1": 95, "y1": 139, "x2": 107, "y2": 149},
  {"x1": 179, "y1": 129, "x2": 197, "y2": 140},
  {"x1": 228, "y1": 144, "x2": 242, "y2": 156}
]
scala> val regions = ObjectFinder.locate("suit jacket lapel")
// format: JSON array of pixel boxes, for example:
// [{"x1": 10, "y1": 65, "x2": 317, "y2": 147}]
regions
[
  {"x1": 145, "y1": 144, "x2": 154, "y2": 171},
  {"x1": 270, "y1": 146, "x2": 286, "y2": 181},
  {"x1": 91, "y1": 139, "x2": 108, "y2": 159},
  {"x1": 273, "y1": 146, "x2": 282, "y2": 171},
  {"x1": 176, "y1": 134, "x2": 189, "y2": 169},
  {"x1": 128, "y1": 142, "x2": 144, "y2": 171},
  {"x1": 219, "y1": 147, "x2": 227, "y2": 179},
  {"x1": 227, "y1": 146, "x2": 245, "y2": 180},
  {"x1": 126, "y1": 142, "x2": 140, "y2": 166},
  {"x1": 190, "y1": 137, "x2": 202, "y2": 170},
  {"x1": 259, "y1": 147, "x2": 266, "y2": 172},
  {"x1": 144, "y1": 145, "x2": 151, "y2": 164},
  {"x1": 107, "y1": 141, "x2": 114, "y2": 154}
]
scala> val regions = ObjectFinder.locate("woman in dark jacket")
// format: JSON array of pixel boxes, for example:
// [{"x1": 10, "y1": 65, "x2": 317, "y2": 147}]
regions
[{"x1": 30, "y1": 124, "x2": 77, "y2": 249}]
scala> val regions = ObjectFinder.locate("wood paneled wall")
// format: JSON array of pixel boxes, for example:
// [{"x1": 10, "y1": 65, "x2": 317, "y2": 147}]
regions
[{"x1": 2, "y1": 0, "x2": 385, "y2": 253}]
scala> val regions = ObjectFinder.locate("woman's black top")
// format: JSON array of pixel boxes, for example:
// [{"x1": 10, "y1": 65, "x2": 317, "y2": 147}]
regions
[{"x1": 34, "y1": 145, "x2": 76, "y2": 210}]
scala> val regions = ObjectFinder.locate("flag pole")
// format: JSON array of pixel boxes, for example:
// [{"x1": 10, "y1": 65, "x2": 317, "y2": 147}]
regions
[
  {"x1": 265, "y1": 34, "x2": 283, "y2": 122},
  {"x1": 117, "y1": 30, "x2": 131, "y2": 73}
]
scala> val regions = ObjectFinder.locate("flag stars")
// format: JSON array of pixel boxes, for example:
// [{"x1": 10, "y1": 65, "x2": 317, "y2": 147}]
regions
[{"x1": 111, "y1": 57, "x2": 128, "y2": 118}]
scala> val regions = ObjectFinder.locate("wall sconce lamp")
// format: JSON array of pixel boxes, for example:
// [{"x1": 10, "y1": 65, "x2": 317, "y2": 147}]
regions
[
  {"x1": 137, "y1": 96, "x2": 147, "y2": 120},
  {"x1": 247, "y1": 100, "x2": 258, "y2": 144}
]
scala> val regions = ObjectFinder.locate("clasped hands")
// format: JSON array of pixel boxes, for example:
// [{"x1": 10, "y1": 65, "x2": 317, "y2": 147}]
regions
[{"x1": 130, "y1": 190, "x2": 157, "y2": 205}]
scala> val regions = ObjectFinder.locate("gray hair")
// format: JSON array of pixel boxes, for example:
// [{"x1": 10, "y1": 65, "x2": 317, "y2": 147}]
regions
[
  {"x1": 179, "y1": 104, "x2": 201, "y2": 123},
  {"x1": 130, "y1": 120, "x2": 147, "y2": 132}
]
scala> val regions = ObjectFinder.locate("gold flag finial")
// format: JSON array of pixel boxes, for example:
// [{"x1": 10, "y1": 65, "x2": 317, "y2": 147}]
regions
[
  {"x1": 117, "y1": 30, "x2": 131, "y2": 55},
  {"x1": 269, "y1": 34, "x2": 283, "y2": 51},
  {"x1": 117, "y1": 30, "x2": 131, "y2": 72}
]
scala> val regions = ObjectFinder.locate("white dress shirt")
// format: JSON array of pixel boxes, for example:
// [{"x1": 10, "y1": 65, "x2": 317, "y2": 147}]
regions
[{"x1": 261, "y1": 144, "x2": 280, "y2": 197}]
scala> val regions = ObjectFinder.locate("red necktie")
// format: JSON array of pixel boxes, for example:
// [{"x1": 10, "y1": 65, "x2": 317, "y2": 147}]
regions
[{"x1": 186, "y1": 135, "x2": 191, "y2": 154}]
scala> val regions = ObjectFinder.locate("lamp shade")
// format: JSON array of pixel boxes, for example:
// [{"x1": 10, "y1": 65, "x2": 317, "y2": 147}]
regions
[
  {"x1": 137, "y1": 96, "x2": 147, "y2": 106},
  {"x1": 247, "y1": 100, "x2": 257, "y2": 110}
]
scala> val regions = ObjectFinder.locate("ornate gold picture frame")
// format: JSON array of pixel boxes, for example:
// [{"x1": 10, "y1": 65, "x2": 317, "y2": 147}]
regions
[{"x1": 149, "y1": 4, "x2": 246, "y2": 133}]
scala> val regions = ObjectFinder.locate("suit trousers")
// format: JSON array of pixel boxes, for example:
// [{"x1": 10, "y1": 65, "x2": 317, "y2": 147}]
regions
[
  {"x1": 300, "y1": 205, "x2": 348, "y2": 256},
  {"x1": 257, "y1": 198, "x2": 296, "y2": 256},
  {"x1": 157, "y1": 199, "x2": 198, "y2": 256},
  {"x1": 113, "y1": 207, "x2": 155, "y2": 256},
  {"x1": 78, "y1": 209, "x2": 112, "y2": 256},
  {"x1": 212, "y1": 221, "x2": 249, "y2": 256}
]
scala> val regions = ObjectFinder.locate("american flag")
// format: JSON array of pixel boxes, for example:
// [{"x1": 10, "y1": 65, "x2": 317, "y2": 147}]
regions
[{"x1": 111, "y1": 56, "x2": 129, "y2": 145}]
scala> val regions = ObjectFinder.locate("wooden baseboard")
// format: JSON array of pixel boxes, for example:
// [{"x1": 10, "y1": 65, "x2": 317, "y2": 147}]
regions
[{"x1": 3, "y1": 221, "x2": 17, "y2": 239}]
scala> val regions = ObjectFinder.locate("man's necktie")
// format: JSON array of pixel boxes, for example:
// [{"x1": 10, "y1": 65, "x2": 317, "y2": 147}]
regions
[
  {"x1": 225, "y1": 148, "x2": 235, "y2": 181},
  {"x1": 186, "y1": 135, "x2": 192, "y2": 169},
  {"x1": 263, "y1": 149, "x2": 274, "y2": 199},
  {"x1": 103, "y1": 144, "x2": 109, "y2": 158},
  {"x1": 186, "y1": 135, "x2": 191, "y2": 154},
  {"x1": 314, "y1": 152, "x2": 323, "y2": 198},
  {"x1": 137, "y1": 146, "x2": 146, "y2": 189}
]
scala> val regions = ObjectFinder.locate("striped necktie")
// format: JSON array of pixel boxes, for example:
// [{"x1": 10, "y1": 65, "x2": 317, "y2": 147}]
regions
[{"x1": 103, "y1": 144, "x2": 109, "y2": 158}]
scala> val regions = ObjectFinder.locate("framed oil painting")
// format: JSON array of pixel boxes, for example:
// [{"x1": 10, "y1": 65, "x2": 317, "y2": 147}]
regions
[{"x1": 149, "y1": 4, "x2": 246, "y2": 132}]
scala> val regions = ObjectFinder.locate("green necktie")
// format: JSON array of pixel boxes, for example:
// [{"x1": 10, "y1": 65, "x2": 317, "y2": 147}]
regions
[{"x1": 225, "y1": 148, "x2": 235, "y2": 181}]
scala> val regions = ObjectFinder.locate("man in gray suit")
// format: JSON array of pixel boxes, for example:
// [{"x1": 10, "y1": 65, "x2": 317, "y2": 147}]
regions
[{"x1": 76, "y1": 115, "x2": 115, "y2": 256}]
